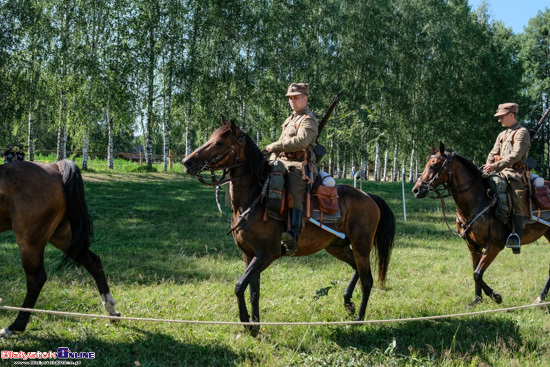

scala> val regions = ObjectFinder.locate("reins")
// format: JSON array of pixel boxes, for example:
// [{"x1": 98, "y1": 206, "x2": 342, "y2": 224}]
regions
[
  {"x1": 191, "y1": 129, "x2": 269, "y2": 235},
  {"x1": 418, "y1": 152, "x2": 494, "y2": 237}
]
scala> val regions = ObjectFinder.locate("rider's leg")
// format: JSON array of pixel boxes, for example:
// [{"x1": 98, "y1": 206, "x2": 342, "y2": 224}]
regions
[
  {"x1": 282, "y1": 168, "x2": 306, "y2": 256},
  {"x1": 506, "y1": 181, "x2": 527, "y2": 253}
]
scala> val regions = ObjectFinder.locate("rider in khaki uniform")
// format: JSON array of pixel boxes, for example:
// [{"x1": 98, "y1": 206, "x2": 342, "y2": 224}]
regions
[
  {"x1": 482, "y1": 103, "x2": 530, "y2": 250},
  {"x1": 265, "y1": 83, "x2": 318, "y2": 255}
]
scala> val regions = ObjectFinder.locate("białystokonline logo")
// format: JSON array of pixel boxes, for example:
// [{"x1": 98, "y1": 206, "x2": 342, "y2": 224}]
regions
[
  {"x1": 57, "y1": 347, "x2": 96, "y2": 360},
  {"x1": 1, "y1": 347, "x2": 95, "y2": 361}
]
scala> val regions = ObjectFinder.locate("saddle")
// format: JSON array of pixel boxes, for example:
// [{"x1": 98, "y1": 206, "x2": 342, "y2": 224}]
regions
[
  {"x1": 264, "y1": 168, "x2": 341, "y2": 224},
  {"x1": 489, "y1": 175, "x2": 550, "y2": 223}
]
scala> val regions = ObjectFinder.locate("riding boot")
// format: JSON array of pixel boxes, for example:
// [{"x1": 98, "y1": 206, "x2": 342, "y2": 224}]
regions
[
  {"x1": 282, "y1": 208, "x2": 303, "y2": 256},
  {"x1": 506, "y1": 214, "x2": 524, "y2": 254}
]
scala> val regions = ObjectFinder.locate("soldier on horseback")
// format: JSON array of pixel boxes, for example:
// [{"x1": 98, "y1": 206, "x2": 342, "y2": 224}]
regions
[
  {"x1": 482, "y1": 103, "x2": 530, "y2": 251},
  {"x1": 265, "y1": 83, "x2": 318, "y2": 255}
]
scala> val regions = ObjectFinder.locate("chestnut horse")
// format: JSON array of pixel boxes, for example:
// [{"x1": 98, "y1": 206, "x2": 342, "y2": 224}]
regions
[
  {"x1": 0, "y1": 160, "x2": 120, "y2": 338},
  {"x1": 183, "y1": 118, "x2": 395, "y2": 336},
  {"x1": 413, "y1": 142, "x2": 550, "y2": 305}
]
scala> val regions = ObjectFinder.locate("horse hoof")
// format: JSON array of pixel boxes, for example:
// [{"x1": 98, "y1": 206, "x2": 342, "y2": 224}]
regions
[
  {"x1": 109, "y1": 312, "x2": 121, "y2": 325},
  {"x1": 0, "y1": 327, "x2": 12, "y2": 338},
  {"x1": 245, "y1": 324, "x2": 260, "y2": 337},
  {"x1": 345, "y1": 302, "x2": 356, "y2": 315},
  {"x1": 491, "y1": 292, "x2": 503, "y2": 304},
  {"x1": 468, "y1": 296, "x2": 483, "y2": 308}
]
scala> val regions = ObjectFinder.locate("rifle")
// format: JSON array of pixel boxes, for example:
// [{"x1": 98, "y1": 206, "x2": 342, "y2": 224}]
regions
[
  {"x1": 523, "y1": 107, "x2": 550, "y2": 170},
  {"x1": 314, "y1": 90, "x2": 342, "y2": 160},
  {"x1": 529, "y1": 107, "x2": 550, "y2": 142},
  {"x1": 316, "y1": 90, "x2": 342, "y2": 143}
]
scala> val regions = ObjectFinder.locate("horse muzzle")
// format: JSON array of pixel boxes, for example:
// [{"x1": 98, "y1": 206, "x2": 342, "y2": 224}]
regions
[
  {"x1": 182, "y1": 157, "x2": 201, "y2": 175},
  {"x1": 412, "y1": 182, "x2": 429, "y2": 198}
]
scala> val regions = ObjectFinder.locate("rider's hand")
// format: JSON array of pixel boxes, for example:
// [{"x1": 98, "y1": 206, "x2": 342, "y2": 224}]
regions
[{"x1": 482, "y1": 163, "x2": 495, "y2": 174}]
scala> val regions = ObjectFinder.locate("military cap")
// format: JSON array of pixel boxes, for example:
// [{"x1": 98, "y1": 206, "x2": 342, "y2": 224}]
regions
[
  {"x1": 286, "y1": 83, "x2": 309, "y2": 96},
  {"x1": 494, "y1": 103, "x2": 519, "y2": 116}
]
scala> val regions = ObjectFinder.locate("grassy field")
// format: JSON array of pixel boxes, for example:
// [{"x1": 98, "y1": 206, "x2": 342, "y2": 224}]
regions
[{"x1": 1, "y1": 168, "x2": 549, "y2": 366}]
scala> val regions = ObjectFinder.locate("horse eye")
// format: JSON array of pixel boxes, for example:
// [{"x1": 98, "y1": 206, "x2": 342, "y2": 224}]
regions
[{"x1": 215, "y1": 141, "x2": 224, "y2": 147}]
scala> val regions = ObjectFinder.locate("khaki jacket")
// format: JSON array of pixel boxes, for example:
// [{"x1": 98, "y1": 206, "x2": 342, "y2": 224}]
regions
[
  {"x1": 486, "y1": 122, "x2": 530, "y2": 181},
  {"x1": 267, "y1": 106, "x2": 318, "y2": 154}
]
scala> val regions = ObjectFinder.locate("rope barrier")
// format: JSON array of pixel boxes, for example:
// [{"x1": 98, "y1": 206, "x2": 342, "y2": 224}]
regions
[{"x1": 0, "y1": 300, "x2": 548, "y2": 327}]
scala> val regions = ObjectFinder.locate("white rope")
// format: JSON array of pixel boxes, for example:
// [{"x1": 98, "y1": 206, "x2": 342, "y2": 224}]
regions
[{"x1": 0, "y1": 301, "x2": 549, "y2": 326}]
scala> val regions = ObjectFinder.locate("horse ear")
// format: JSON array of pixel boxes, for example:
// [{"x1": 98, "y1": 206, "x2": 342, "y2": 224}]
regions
[
  {"x1": 439, "y1": 141, "x2": 445, "y2": 154},
  {"x1": 221, "y1": 115, "x2": 228, "y2": 126},
  {"x1": 229, "y1": 119, "x2": 237, "y2": 134},
  {"x1": 430, "y1": 145, "x2": 435, "y2": 153}
]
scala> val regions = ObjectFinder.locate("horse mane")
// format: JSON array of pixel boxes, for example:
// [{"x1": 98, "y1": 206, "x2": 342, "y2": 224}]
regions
[
  {"x1": 241, "y1": 130, "x2": 269, "y2": 184},
  {"x1": 449, "y1": 151, "x2": 487, "y2": 183}
]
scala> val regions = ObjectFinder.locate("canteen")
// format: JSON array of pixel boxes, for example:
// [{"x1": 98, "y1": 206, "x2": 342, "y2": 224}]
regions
[
  {"x1": 530, "y1": 173, "x2": 545, "y2": 188},
  {"x1": 319, "y1": 171, "x2": 335, "y2": 187}
]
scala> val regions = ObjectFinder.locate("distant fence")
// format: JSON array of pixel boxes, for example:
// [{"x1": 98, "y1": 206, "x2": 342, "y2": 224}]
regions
[{"x1": 28, "y1": 150, "x2": 187, "y2": 169}]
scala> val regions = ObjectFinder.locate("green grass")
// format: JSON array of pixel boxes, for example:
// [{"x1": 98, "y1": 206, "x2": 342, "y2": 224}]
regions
[
  {"x1": 29, "y1": 153, "x2": 187, "y2": 173},
  {"x1": 1, "y1": 171, "x2": 549, "y2": 366}
]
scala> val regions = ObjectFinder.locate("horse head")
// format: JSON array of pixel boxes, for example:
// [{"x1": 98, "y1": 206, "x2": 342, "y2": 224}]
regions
[
  {"x1": 412, "y1": 142, "x2": 454, "y2": 198},
  {"x1": 183, "y1": 115, "x2": 246, "y2": 175}
]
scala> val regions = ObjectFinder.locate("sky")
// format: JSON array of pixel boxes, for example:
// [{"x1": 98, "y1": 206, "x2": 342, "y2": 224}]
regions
[{"x1": 468, "y1": 0, "x2": 549, "y2": 34}]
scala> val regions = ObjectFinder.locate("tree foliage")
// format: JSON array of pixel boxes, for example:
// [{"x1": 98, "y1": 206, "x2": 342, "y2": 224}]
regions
[{"x1": 0, "y1": 0, "x2": 548, "y2": 173}]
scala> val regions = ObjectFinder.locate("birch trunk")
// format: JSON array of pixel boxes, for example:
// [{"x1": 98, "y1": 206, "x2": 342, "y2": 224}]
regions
[
  {"x1": 392, "y1": 141, "x2": 398, "y2": 182},
  {"x1": 336, "y1": 144, "x2": 341, "y2": 178},
  {"x1": 106, "y1": 107, "x2": 114, "y2": 169},
  {"x1": 27, "y1": 108, "x2": 35, "y2": 162},
  {"x1": 82, "y1": 132, "x2": 89, "y2": 170},
  {"x1": 56, "y1": 119, "x2": 66, "y2": 161},
  {"x1": 374, "y1": 140, "x2": 381, "y2": 181},
  {"x1": 408, "y1": 146, "x2": 415, "y2": 182},
  {"x1": 383, "y1": 148, "x2": 388, "y2": 182},
  {"x1": 185, "y1": 104, "x2": 191, "y2": 156},
  {"x1": 329, "y1": 138, "x2": 334, "y2": 176}
]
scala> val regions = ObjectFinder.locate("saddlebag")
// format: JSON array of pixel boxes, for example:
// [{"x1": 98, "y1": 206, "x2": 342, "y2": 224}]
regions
[
  {"x1": 312, "y1": 185, "x2": 339, "y2": 214},
  {"x1": 534, "y1": 183, "x2": 550, "y2": 210}
]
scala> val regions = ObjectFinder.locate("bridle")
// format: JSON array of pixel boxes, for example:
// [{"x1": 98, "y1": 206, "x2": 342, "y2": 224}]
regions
[
  {"x1": 415, "y1": 153, "x2": 455, "y2": 199},
  {"x1": 416, "y1": 152, "x2": 490, "y2": 237},
  {"x1": 416, "y1": 152, "x2": 483, "y2": 199},
  {"x1": 194, "y1": 131, "x2": 247, "y2": 187}
]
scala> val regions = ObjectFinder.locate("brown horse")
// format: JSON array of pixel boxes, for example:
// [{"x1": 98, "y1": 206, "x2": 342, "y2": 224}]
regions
[
  {"x1": 0, "y1": 160, "x2": 120, "y2": 338},
  {"x1": 183, "y1": 118, "x2": 395, "y2": 336},
  {"x1": 413, "y1": 142, "x2": 550, "y2": 305}
]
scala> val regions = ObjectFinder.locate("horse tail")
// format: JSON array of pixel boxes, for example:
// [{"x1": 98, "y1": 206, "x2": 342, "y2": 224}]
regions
[
  {"x1": 58, "y1": 160, "x2": 93, "y2": 267},
  {"x1": 370, "y1": 194, "x2": 396, "y2": 286}
]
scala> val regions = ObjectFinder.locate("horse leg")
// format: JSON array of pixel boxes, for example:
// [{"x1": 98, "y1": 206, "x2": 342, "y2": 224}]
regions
[
  {"x1": 467, "y1": 242, "x2": 484, "y2": 304},
  {"x1": 49, "y1": 232, "x2": 120, "y2": 319},
  {"x1": 325, "y1": 243, "x2": 358, "y2": 315},
  {"x1": 536, "y1": 233, "x2": 550, "y2": 304},
  {"x1": 473, "y1": 246, "x2": 502, "y2": 304},
  {"x1": 1, "y1": 245, "x2": 47, "y2": 338},
  {"x1": 349, "y1": 238, "x2": 375, "y2": 321},
  {"x1": 235, "y1": 254, "x2": 276, "y2": 337},
  {"x1": 80, "y1": 250, "x2": 120, "y2": 319},
  {"x1": 536, "y1": 266, "x2": 550, "y2": 304}
]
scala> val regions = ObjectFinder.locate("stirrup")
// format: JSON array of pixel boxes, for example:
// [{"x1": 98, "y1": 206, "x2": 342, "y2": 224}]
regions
[{"x1": 506, "y1": 233, "x2": 521, "y2": 254}]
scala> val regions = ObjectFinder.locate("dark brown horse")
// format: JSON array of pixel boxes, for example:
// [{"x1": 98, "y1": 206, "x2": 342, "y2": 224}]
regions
[
  {"x1": 0, "y1": 160, "x2": 120, "y2": 338},
  {"x1": 183, "y1": 118, "x2": 395, "y2": 336},
  {"x1": 413, "y1": 142, "x2": 550, "y2": 305}
]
